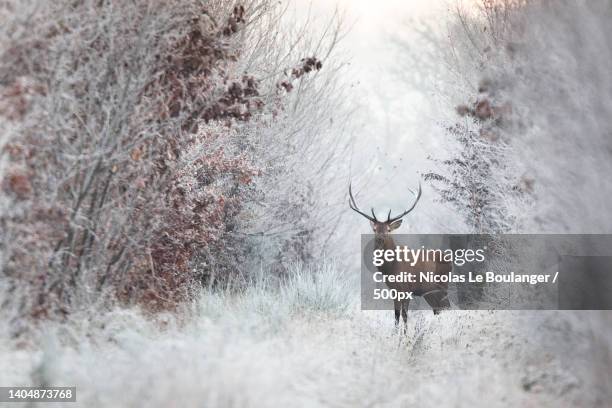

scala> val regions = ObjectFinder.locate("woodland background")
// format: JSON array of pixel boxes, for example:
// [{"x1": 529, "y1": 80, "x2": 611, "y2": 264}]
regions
[{"x1": 0, "y1": 1, "x2": 610, "y2": 406}]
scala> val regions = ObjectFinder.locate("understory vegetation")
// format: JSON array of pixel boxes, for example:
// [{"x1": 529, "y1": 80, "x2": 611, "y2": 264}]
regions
[
  {"x1": 1, "y1": 262, "x2": 608, "y2": 407},
  {"x1": 0, "y1": 0, "x2": 349, "y2": 321}
]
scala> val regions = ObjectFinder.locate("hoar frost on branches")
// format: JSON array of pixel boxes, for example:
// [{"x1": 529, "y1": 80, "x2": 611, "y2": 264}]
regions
[
  {"x1": 423, "y1": 1, "x2": 535, "y2": 234},
  {"x1": 0, "y1": 0, "x2": 333, "y2": 321}
]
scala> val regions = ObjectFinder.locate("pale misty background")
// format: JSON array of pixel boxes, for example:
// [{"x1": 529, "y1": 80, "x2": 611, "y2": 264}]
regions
[{"x1": 293, "y1": 0, "x2": 465, "y2": 236}]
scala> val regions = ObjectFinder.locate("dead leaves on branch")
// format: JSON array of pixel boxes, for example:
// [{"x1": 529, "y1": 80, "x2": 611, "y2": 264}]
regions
[
  {"x1": 455, "y1": 77, "x2": 514, "y2": 143},
  {"x1": 279, "y1": 57, "x2": 323, "y2": 93},
  {"x1": 2, "y1": 170, "x2": 32, "y2": 199}
]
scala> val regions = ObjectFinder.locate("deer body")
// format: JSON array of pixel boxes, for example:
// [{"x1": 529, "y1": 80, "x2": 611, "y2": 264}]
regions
[
  {"x1": 376, "y1": 234, "x2": 451, "y2": 297},
  {"x1": 375, "y1": 233, "x2": 451, "y2": 331},
  {"x1": 349, "y1": 181, "x2": 451, "y2": 334}
]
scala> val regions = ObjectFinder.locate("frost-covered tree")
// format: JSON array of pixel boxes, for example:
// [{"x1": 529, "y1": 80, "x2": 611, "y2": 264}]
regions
[
  {"x1": 433, "y1": 0, "x2": 612, "y2": 234},
  {"x1": 0, "y1": 0, "x2": 349, "y2": 319},
  {"x1": 423, "y1": 96, "x2": 519, "y2": 234}
]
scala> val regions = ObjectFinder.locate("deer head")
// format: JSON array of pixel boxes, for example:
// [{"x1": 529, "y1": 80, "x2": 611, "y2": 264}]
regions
[{"x1": 348, "y1": 182, "x2": 422, "y2": 243}]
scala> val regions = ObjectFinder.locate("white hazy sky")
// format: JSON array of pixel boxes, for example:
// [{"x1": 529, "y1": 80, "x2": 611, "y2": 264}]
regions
[{"x1": 291, "y1": 0, "x2": 464, "y2": 231}]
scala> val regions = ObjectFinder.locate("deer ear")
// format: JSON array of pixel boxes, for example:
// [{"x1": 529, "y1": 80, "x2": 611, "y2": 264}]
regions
[
  {"x1": 388, "y1": 219, "x2": 403, "y2": 231},
  {"x1": 370, "y1": 220, "x2": 377, "y2": 230}
]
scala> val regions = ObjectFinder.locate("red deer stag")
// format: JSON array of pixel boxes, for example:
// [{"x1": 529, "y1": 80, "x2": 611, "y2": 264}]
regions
[{"x1": 349, "y1": 182, "x2": 451, "y2": 333}]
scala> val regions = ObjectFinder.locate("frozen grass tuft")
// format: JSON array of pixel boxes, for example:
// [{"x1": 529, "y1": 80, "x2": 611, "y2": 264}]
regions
[{"x1": 280, "y1": 262, "x2": 356, "y2": 317}]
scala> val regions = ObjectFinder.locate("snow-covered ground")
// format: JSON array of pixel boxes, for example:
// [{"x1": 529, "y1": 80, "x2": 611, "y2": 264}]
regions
[{"x1": 1, "y1": 263, "x2": 609, "y2": 407}]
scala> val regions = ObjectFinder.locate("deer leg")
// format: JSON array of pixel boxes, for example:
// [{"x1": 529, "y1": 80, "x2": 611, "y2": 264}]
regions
[
  {"x1": 424, "y1": 291, "x2": 450, "y2": 315},
  {"x1": 401, "y1": 299, "x2": 409, "y2": 335},
  {"x1": 394, "y1": 300, "x2": 401, "y2": 328}
]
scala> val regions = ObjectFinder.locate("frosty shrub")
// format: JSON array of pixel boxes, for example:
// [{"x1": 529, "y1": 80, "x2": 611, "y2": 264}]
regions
[
  {"x1": 0, "y1": 0, "x2": 344, "y2": 321},
  {"x1": 421, "y1": 1, "x2": 526, "y2": 234},
  {"x1": 423, "y1": 0, "x2": 612, "y2": 233},
  {"x1": 424, "y1": 121, "x2": 517, "y2": 233}
]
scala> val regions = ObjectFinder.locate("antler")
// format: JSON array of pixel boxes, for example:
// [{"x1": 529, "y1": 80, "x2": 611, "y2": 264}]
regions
[
  {"x1": 387, "y1": 181, "x2": 422, "y2": 223},
  {"x1": 348, "y1": 183, "x2": 377, "y2": 222}
]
